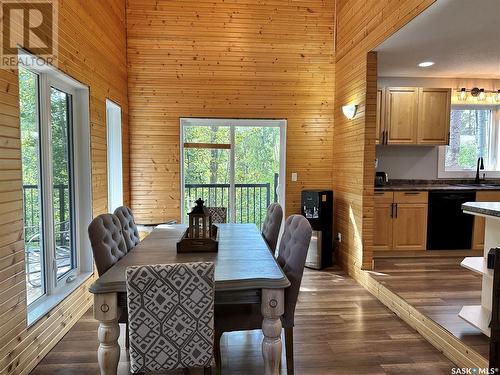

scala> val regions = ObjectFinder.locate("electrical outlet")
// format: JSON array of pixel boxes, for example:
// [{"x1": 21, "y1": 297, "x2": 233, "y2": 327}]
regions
[{"x1": 291, "y1": 172, "x2": 298, "y2": 182}]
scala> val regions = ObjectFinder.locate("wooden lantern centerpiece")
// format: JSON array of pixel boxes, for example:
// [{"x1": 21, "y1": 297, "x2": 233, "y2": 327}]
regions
[{"x1": 177, "y1": 198, "x2": 219, "y2": 253}]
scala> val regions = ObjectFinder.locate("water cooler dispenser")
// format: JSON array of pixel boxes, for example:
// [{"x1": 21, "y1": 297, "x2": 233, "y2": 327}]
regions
[{"x1": 301, "y1": 190, "x2": 333, "y2": 270}]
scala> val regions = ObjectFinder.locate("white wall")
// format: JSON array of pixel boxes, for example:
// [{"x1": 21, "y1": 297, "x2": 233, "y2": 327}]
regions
[
  {"x1": 376, "y1": 76, "x2": 500, "y2": 180},
  {"x1": 376, "y1": 146, "x2": 439, "y2": 180}
]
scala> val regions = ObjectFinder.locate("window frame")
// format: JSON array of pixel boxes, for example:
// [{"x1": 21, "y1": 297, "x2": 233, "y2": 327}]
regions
[
  {"x1": 106, "y1": 99, "x2": 123, "y2": 212},
  {"x1": 19, "y1": 50, "x2": 93, "y2": 325},
  {"x1": 438, "y1": 104, "x2": 500, "y2": 179},
  {"x1": 179, "y1": 118, "x2": 287, "y2": 223}
]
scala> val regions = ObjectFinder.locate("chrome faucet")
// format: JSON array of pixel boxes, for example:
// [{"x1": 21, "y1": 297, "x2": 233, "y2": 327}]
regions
[{"x1": 475, "y1": 157, "x2": 484, "y2": 184}]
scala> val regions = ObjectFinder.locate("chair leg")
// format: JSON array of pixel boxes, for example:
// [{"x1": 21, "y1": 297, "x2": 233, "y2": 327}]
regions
[
  {"x1": 125, "y1": 323, "x2": 130, "y2": 349},
  {"x1": 214, "y1": 330, "x2": 223, "y2": 375},
  {"x1": 285, "y1": 327, "x2": 294, "y2": 375}
]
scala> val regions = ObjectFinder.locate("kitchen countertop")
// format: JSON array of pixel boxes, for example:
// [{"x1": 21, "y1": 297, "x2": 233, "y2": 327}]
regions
[
  {"x1": 375, "y1": 184, "x2": 500, "y2": 191},
  {"x1": 462, "y1": 202, "x2": 500, "y2": 218},
  {"x1": 374, "y1": 179, "x2": 500, "y2": 191}
]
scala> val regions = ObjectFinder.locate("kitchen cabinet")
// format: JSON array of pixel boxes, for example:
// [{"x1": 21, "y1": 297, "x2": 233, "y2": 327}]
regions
[
  {"x1": 374, "y1": 191, "x2": 428, "y2": 251},
  {"x1": 375, "y1": 88, "x2": 385, "y2": 145},
  {"x1": 379, "y1": 87, "x2": 451, "y2": 145},
  {"x1": 417, "y1": 88, "x2": 451, "y2": 145},
  {"x1": 374, "y1": 192, "x2": 393, "y2": 250},
  {"x1": 472, "y1": 191, "x2": 500, "y2": 250},
  {"x1": 385, "y1": 87, "x2": 419, "y2": 144}
]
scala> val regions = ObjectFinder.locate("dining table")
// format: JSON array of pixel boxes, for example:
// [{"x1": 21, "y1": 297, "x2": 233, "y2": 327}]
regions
[{"x1": 88, "y1": 223, "x2": 290, "y2": 375}]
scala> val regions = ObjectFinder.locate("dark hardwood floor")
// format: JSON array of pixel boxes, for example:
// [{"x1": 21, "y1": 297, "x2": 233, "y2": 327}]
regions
[
  {"x1": 372, "y1": 256, "x2": 489, "y2": 359},
  {"x1": 30, "y1": 268, "x2": 455, "y2": 374}
]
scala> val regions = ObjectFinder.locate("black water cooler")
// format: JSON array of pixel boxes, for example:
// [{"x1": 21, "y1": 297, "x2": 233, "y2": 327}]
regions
[{"x1": 301, "y1": 190, "x2": 333, "y2": 270}]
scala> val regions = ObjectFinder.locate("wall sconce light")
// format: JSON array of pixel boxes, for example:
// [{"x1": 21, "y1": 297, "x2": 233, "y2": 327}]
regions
[
  {"x1": 342, "y1": 104, "x2": 358, "y2": 120},
  {"x1": 458, "y1": 88, "x2": 467, "y2": 101}
]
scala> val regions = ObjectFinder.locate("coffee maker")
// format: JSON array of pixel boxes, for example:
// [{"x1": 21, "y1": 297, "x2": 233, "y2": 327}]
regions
[{"x1": 301, "y1": 190, "x2": 333, "y2": 269}]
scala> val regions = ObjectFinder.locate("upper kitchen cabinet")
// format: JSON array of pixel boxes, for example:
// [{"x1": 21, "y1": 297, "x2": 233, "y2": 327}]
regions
[
  {"x1": 378, "y1": 87, "x2": 451, "y2": 145},
  {"x1": 417, "y1": 88, "x2": 451, "y2": 145},
  {"x1": 376, "y1": 88, "x2": 385, "y2": 144},
  {"x1": 385, "y1": 87, "x2": 419, "y2": 144}
]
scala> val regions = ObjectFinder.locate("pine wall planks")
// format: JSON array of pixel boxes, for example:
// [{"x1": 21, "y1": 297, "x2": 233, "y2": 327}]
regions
[
  {"x1": 126, "y1": 0, "x2": 335, "y2": 224},
  {"x1": 0, "y1": 1, "x2": 129, "y2": 374},
  {"x1": 333, "y1": 0, "x2": 435, "y2": 273}
]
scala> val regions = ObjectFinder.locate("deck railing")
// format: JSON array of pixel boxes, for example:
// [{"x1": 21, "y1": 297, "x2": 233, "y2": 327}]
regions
[
  {"x1": 23, "y1": 184, "x2": 69, "y2": 246},
  {"x1": 185, "y1": 177, "x2": 277, "y2": 228}
]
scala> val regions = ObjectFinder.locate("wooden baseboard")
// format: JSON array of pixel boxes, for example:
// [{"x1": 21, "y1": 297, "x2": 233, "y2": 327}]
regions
[
  {"x1": 374, "y1": 249, "x2": 484, "y2": 258},
  {"x1": 352, "y1": 267, "x2": 488, "y2": 369}
]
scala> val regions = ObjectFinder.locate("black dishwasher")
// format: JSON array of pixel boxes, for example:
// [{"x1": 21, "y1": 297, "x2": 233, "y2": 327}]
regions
[{"x1": 427, "y1": 191, "x2": 475, "y2": 250}]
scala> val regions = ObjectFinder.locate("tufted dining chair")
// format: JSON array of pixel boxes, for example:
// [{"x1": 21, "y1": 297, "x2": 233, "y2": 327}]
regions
[
  {"x1": 126, "y1": 262, "x2": 215, "y2": 374},
  {"x1": 261, "y1": 203, "x2": 283, "y2": 254},
  {"x1": 88, "y1": 213, "x2": 128, "y2": 276},
  {"x1": 214, "y1": 215, "x2": 312, "y2": 375},
  {"x1": 113, "y1": 206, "x2": 140, "y2": 252},
  {"x1": 207, "y1": 207, "x2": 227, "y2": 224},
  {"x1": 88, "y1": 213, "x2": 131, "y2": 347}
]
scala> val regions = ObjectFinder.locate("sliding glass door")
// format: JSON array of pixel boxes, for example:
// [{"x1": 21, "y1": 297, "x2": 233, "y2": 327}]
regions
[
  {"x1": 181, "y1": 119, "x2": 286, "y2": 228},
  {"x1": 234, "y1": 125, "x2": 281, "y2": 227}
]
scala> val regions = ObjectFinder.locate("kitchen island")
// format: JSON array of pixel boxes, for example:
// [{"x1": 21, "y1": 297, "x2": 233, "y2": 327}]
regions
[{"x1": 460, "y1": 202, "x2": 500, "y2": 336}]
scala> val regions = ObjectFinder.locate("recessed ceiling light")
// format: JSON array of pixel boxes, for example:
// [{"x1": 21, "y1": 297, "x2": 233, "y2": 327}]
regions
[{"x1": 418, "y1": 61, "x2": 435, "y2": 68}]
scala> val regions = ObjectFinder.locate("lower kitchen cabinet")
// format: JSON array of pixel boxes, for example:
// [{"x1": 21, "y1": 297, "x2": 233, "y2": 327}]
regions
[
  {"x1": 374, "y1": 192, "x2": 393, "y2": 250},
  {"x1": 472, "y1": 191, "x2": 500, "y2": 250},
  {"x1": 392, "y1": 203, "x2": 428, "y2": 250},
  {"x1": 374, "y1": 191, "x2": 428, "y2": 251}
]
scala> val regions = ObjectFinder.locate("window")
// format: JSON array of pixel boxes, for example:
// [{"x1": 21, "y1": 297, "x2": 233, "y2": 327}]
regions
[
  {"x1": 106, "y1": 100, "x2": 123, "y2": 212},
  {"x1": 18, "y1": 51, "x2": 93, "y2": 324},
  {"x1": 439, "y1": 106, "x2": 500, "y2": 178},
  {"x1": 180, "y1": 118, "x2": 286, "y2": 228}
]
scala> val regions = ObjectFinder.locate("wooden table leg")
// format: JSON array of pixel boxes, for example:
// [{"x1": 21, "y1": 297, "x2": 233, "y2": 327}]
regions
[
  {"x1": 94, "y1": 293, "x2": 121, "y2": 375},
  {"x1": 261, "y1": 288, "x2": 284, "y2": 375}
]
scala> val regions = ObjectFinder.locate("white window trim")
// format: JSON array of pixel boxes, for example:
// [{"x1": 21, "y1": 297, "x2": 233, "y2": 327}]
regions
[
  {"x1": 19, "y1": 49, "x2": 93, "y2": 326},
  {"x1": 179, "y1": 118, "x2": 287, "y2": 223},
  {"x1": 106, "y1": 99, "x2": 123, "y2": 212},
  {"x1": 438, "y1": 104, "x2": 500, "y2": 179}
]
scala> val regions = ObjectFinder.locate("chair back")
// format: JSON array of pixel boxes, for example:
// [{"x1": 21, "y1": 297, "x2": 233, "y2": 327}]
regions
[
  {"x1": 88, "y1": 214, "x2": 128, "y2": 276},
  {"x1": 261, "y1": 203, "x2": 283, "y2": 253},
  {"x1": 277, "y1": 215, "x2": 312, "y2": 327},
  {"x1": 114, "y1": 206, "x2": 140, "y2": 251},
  {"x1": 126, "y1": 262, "x2": 215, "y2": 373},
  {"x1": 207, "y1": 207, "x2": 227, "y2": 224}
]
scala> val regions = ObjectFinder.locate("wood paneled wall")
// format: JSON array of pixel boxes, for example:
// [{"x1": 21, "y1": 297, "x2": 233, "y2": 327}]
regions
[
  {"x1": 127, "y1": 0, "x2": 335, "y2": 224},
  {"x1": 0, "y1": 1, "x2": 129, "y2": 374},
  {"x1": 333, "y1": 0, "x2": 435, "y2": 273}
]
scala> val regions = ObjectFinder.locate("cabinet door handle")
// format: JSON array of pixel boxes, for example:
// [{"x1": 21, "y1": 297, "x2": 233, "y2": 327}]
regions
[
  {"x1": 404, "y1": 192, "x2": 420, "y2": 195},
  {"x1": 390, "y1": 203, "x2": 394, "y2": 218},
  {"x1": 394, "y1": 203, "x2": 398, "y2": 218}
]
